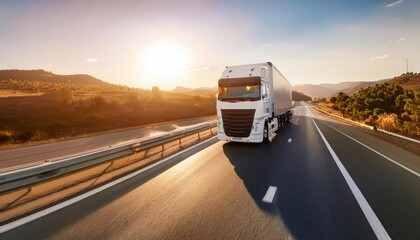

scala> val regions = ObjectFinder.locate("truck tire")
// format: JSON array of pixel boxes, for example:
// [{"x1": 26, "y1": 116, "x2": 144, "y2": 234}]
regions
[
  {"x1": 263, "y1": 123, "x2": 269, "y2": 143},
  {"x1": 287, "y1": 112, "x2": 292, "y2": 122},
  {"x1": 279, "y1": 116, "x2": 284, "y2": 130},
  {"x1": 276, "y1": 117, "x2": 281, "y2": 132}
]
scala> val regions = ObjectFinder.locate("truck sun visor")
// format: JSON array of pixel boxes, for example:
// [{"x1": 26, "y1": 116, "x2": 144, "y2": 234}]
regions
[{"x1": 218, "y1": 76, "x2": 261, "y2": 87}]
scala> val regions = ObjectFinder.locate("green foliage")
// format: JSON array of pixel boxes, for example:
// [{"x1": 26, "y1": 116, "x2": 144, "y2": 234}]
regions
[
  {"x1": 331, "y1": 81, "x2": 419, "y2": 136},
  {"x1": 292, "y1": 91, "x2": 312, "y2": 101}
]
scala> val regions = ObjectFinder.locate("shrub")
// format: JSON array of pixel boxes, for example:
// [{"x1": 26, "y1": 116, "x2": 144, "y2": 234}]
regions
[
  {"x1": 31, "y1": 130, "x2": 49, "y2": 141},
  {"x1": 0, "y1": 132, "x2": 11, "y2": 143},
  {"x1": 14, "y1": 130, "x2": 33, "y2": 143}
]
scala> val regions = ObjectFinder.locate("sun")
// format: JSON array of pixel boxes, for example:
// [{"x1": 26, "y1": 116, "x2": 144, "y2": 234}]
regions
[{"x1": 139, "y1": 41, "x2": 190, "y2": 89}]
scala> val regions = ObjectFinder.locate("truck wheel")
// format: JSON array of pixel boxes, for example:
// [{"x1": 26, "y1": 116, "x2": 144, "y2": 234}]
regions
[
  {"x1": 263, "y1": 124, "x2": 269, "y2": 143},
  {"x1": 276, "y1": 117, "x2": 281, "y2": 132},
  {"x1": 280, "y1": 117, "x2": 284, "y2": 130}
]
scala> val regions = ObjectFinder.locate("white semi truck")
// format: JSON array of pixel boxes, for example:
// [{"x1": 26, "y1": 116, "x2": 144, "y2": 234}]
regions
[{"x1": 216, "y1": 62, "x2": 293, "y2": 143}]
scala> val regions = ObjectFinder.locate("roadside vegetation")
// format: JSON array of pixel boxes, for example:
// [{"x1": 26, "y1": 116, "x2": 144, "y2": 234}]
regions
[
  {"x1": 292, "y1": 91, "x2": 312, "y2": 101},
  {"x1": 326, "y1": 73, "x2": 420, "y2": 138},
  {"x1": 0, "y1": 70, "x2": 216, "y2": 146}
]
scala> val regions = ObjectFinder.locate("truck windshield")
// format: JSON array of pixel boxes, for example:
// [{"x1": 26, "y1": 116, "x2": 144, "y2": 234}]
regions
[{"x1": 218, "y1": 85, "x2": 260, "y2": 101}]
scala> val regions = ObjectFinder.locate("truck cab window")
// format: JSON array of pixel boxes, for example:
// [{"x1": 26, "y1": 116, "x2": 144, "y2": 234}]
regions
[{"x1": 218, "y1": 85, "x2": 260, "y2": 101}]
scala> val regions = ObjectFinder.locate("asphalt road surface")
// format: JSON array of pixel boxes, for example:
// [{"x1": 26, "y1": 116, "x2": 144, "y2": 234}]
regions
[
  {"x1": 0, "y1": 116, "x2": 215, "y2": 170},
  {"x1": 1, "y1": 103, "x2": 419, "y2": 239}
]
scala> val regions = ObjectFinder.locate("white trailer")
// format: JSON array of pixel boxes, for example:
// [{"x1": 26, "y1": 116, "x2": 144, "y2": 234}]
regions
[{"x1": 217, "y1": 62, "x2": 293, "y2": 143}]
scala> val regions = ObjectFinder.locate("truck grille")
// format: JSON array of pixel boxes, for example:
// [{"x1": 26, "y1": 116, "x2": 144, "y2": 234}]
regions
[{"x1": 221, "y1": 109, "x2": 255, "y2": 137}]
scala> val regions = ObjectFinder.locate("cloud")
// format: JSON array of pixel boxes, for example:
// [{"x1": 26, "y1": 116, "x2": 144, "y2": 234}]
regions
[
  {"x1": 86, "y1": 58, "x2": 98, "y2": 63},
  {"x1": 385, "y1": 0, "x2": 403, "y2": 8},
  {"x1": 370, "y1": 55, "x2": 388, "y2": 61},
  {"x1": 187, "y1": 64, "x2": 210, "y2": 71},
  {"x1": 397, "y1": 37, "x2": 406, "y2": 42},
  {"x1": 192, "y1": 66, "x2": 210, "y2": 71},
  {"x1": 258, "y1": 43, "x2": 271, "y2": 48}
]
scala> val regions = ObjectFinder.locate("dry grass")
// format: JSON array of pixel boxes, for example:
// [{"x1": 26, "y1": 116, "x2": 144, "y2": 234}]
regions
[
  {"x1": 315, "y1": 102, "x2": 343, "y2": 116},
  {"x1": 0, "y1": 90, "x2": 42, "y2": 97},
  {"x1": 0, "y1": 90, "x2": 216, "y2": 146}
]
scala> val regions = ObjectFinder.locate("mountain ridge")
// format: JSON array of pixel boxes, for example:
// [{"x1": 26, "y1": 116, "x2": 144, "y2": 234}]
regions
[
  {"x1": 292, "y1": 78, "x2": 394, "y2": 98},
  {"x1": 0, "y1": 69, "x2": 106, "y2": 85}
]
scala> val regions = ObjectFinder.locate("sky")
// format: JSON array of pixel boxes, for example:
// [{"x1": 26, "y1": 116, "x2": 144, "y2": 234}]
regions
[{"x1": 1, "y1": 0, "x2": 419, "y2": 90}]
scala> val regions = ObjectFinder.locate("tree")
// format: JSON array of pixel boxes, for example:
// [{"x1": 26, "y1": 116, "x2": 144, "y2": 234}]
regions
[
  {"x1": 58, "y1": 87, "x2": 73, "y2": 104},
  {"x1": 151, "y1": 86, "x2": 162, "y2": 101},
  {"x1": 337, "y1": 92, "x2": 349, "y2": 102}
]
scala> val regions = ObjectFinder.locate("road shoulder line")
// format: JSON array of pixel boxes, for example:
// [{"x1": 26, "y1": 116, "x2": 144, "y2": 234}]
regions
[
  {"x1": 319, "y1": 120, "x2": 419, "y2": 177},
  {"x1": 306, "y1": 107, "x2": 391, "y2": 240}
]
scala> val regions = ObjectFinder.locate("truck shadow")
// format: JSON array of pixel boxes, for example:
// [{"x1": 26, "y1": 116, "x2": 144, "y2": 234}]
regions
[
  {"x1": 222, "y1": 121, "x2": 297, "y2": 218},
  {"x1": 222, "y1": 116, "x2": 372, "y2": 239},
  {"x1": 222, "y1": 122, "x2": 319, "y2": 239},
  {"x1": 222, "y1": 140, "x2": 281, "y2": 214}
]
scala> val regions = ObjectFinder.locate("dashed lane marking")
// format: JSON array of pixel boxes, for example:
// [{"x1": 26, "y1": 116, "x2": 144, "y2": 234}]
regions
[{"x1": 262, "y1": 186, "x2": 277, "y2": 203}]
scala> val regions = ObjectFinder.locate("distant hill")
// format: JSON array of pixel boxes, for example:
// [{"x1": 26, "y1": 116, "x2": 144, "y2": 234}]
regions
[
  {"x1": 292, "y1": 91, "x2": 312, "y2": 101},
  {"x1": 333, "y1": 79, "x2": 390, "y2": 96},
  {"x1": 0, "y1": 69, "x2": 106, "y2": 85},
  {"x1": 293, "y1": 79, "x2": 390, "y2": 98},
  {"x1": 171, "y1": 86, "x2": 217, "y2": 95},
  {"x1": 292, "y1": 84, "x2": 336, "y2": 98},
  {"x1": 388, "y1": 72, "x2": 420, "y2": 91}
]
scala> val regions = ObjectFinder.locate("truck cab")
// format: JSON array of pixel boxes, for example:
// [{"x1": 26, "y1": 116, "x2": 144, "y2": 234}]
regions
[{"x1": 217, "y1": 62, "x2": 292, "y2": 143}]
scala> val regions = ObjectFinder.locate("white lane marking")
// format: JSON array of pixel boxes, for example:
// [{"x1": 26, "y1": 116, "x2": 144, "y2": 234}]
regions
[
  {"x1": 262, "y1": 186, "x2": 277, "y2": 203},
  {"x1": 287, "y1": 138, "x2": 292, "y2": 143},
  {"x1": 306, "y1": 107, "x2": 391, "y2": 240},
  {"x1": 0, "y1": 136, "x2": 218, "y2": 234},
  {"x1": 320, "y1": 120, "x2": 419, "y2": 178}
]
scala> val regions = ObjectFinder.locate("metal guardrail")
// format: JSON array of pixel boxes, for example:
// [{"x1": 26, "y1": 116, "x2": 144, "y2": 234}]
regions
[{"x1": 0, "y1": 121, "x2": 217, "y2": 193}]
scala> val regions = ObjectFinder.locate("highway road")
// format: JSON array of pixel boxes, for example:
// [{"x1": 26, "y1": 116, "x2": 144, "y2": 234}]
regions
[
  {"x1": 0, "y1": 116, "x2": 215, "y2": 170},
  {"x1": 1, "y1": 103, "x2": 419, "y2": 239}
]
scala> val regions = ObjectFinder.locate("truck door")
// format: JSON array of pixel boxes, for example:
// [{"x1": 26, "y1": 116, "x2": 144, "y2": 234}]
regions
[{"x1": 262, "y1": 85, "x2": 270, "y2": 117}]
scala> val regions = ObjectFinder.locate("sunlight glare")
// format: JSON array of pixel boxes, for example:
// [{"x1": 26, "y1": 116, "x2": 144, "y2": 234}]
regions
[{"x1": 141, "y1": 41, "x2": 190, "y2": 79}]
